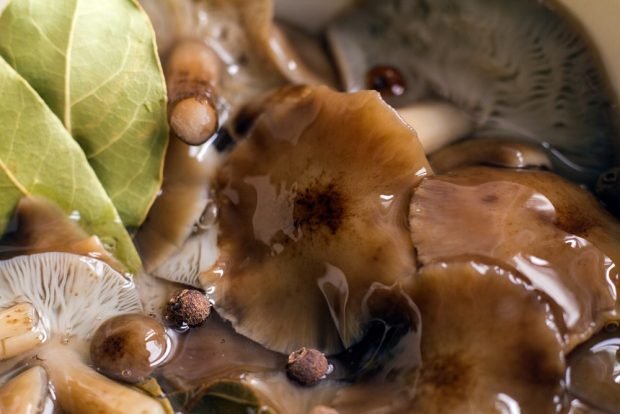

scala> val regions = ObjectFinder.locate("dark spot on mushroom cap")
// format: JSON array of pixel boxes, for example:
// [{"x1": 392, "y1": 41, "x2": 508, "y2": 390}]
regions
[
  {"x1": 100, "y1": 335, "x2": 126, "y2": 360},
  {"x1": 418, "y1": 352, "x2": 474, "y2": 401},
  {"x1": 293, "y1": 182, "x2": 345, "y2": 235}
]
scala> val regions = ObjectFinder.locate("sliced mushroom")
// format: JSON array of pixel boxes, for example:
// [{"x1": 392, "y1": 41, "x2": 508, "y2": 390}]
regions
[
  {"x1": 429, "y1": 137, "x2": 552, "y2": 174},
  {"x1": 328, "y1": 0, "x2": 619, "y2": 184},
  {"x1": 0, "y1": 253, "x2": 168, "y2": 414},
  {"x1": 204, "y1": 85, "x2": 430, "y2": 354},
  {"x1": 0, "y1": 366, "x2": 49, "y2": 414},
  {"x1": 406, "y1": 261, "x2": 564, "y2": 413},
  {"x1": 410, "y1": 166, "x2": 620, "y2": 351}
]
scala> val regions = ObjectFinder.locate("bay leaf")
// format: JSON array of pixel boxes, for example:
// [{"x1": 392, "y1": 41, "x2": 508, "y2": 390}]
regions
[
  {"x1": 0, "y1": 0, "x2": 168, "y2": 227},
  {"x1": 0, "y1": 56, "x2": 141, "y2": 273}
]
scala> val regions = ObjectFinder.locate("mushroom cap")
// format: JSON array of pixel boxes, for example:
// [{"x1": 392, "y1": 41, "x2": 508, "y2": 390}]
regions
[
  {"x1": 0, "y1": 252, "x2": 142, "y2": 344},
  {"x1": 7, "y1": 196, "x2": 125, "y2": 272},
  {"x1": 410, "y1": 167, "x2": 620, "y2": 351},
  {"x1": 406, "y1": 261, "x2": 564, "y2": 413},
  {"x1": 203, "y1": 85, "x2": 430, "y2": 354},
  {"x1": 327, "y1": 0, "x2": 619, "y2": 183}
]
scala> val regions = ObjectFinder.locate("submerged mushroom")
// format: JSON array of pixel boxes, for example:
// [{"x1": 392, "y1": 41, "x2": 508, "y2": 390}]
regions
[
  {"x1": 203, "y1": 85, "x2": 429, "y2": 354},
  {"x1": 141, "y1": 0, "x2": 335, "y2": 113},
  {"x1": 410, "y1": 166, "x2": 620, "y2": 350},
  {"x1": 429, "y1": 138, "x2": 552, "y2": 174},
  {"x1": 1, "y1": 196, "x2": 124, "y2": 272},
  {"x1": 135, "y1": 138, "x2": 222, "y2": 282},
  {"x1": 404, "y1": 261, "x2": 564, "y2": 413},
  {"x1": 0, "y1": 366, "x2": 50, "y2": 413},
  {"x1": 0, "y1": 253, "x2": 168, "y2": 413},
  {"x1": 328, "y1": 0, "x2": 619, "y2": 184},
  {"x1": 566, "y1": 325, "x2": 620, "y2": 413}
]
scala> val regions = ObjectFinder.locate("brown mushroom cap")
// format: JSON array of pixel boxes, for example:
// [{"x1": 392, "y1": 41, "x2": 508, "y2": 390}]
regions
[
  {"x1": 410, "y1": 166, "x2": 620, "y2": 351},
  {"x1": 406, "y1": 261, "x2": 564, "y2": 413},
  {"x1": 202, "y1": 85, "x2": 430, "y2": 354}
]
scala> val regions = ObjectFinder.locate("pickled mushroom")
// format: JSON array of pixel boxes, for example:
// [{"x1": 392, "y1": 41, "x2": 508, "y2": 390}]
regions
[
  {"x1": 4, "y1": 196, "x2": 125, "y2": 272},
  {"x1": 203, "y1": 85, "x2": 430, "y2": 354},
  {"x1": 0, "y1": 366, "x2": 49, "y2": 414},
  {"x1": 410, "y1": 167, "x2": 620, "y2": 351},
  {"x1": 135, "y1": 138, "x2": 221, "y2": 284},
  {"x1": 328, "y1": 0, "x2": 620, "y2": 184},
  {"x1": 429, "y1": 138, "x2": 552, "y2": 174},
  {"x1": 406, "y1": 261, "x2": 564, "y2": 413},
  {"x1": 0, "y1": 253, "x2": 168, "y2": 414}
]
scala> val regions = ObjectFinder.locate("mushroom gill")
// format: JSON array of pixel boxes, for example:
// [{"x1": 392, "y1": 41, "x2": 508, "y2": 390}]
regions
[
  {"x1": 404, "y1": 261, "x2": 564, "y2": 413},
  {"x1": 0, "y1": 253, "x2": 169, "y2": 414},
  {"x1": 328, "y1": 0, "x2": 619, "y2": 184},
  {"x1": 202, "y1": 85, "x2": 430, "y2": 354},
  {"x1": 410, "y1": 166, "x2": 620, "y2": 351}
]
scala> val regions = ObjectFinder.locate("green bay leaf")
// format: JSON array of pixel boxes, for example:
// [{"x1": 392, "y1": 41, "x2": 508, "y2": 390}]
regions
[
  {"x1": 0, "y1": 57, "x2": 141, "y2": 273},
  {"x1": 0, "y1": 0, "x2": 168, "y2": 227}
]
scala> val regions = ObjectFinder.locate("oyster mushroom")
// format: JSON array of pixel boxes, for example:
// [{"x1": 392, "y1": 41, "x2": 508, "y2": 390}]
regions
[
  {"x1": 410, "y1": 166, "x2": 620, "y2": 350},
  {"x1": 0, "y1": 366, "x2": 50, "y2": 413},
  {"x1": 404, "y1": 261, "x2": 564, "y2": 413},
  {"x1": 328, "y1": 0, "x2": 619, "y2": 184},
  {"x1": 0, "y1": 252, "x2": 168, "y2": 414},
  {"x1": 203, "y1": 85, "x2": 430, "y2": 354}
]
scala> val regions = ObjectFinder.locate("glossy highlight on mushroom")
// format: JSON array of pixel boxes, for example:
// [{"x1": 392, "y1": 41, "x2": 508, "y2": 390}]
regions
[{"x1": 203, "y1": 85, "x2": 430, "y2": 354}]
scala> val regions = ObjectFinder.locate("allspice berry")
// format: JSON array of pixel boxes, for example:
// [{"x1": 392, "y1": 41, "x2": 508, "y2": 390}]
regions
[
  {"x1": 165, "y1": 289, "x2": 211, "y2": 328},
  {"x1": 286, "y1": 347, "x2": 330, "y2": 386}
]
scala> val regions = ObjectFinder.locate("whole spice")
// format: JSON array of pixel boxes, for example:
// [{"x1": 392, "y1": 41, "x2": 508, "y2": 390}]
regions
[
  {"x1": 286, "y1": 347, "x2": 330, "y2": 386},
  {"x1": 165, "y1": 289, "x2": 211, "y2": 328}
]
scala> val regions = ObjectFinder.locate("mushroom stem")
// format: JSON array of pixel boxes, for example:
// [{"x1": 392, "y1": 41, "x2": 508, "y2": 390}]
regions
[
  {"x1": 396, "y1": 101, "x2": 474, "y2": 154},
  {"x1": 41, "y1": 346, "x2": 166, "y2": 414},
  {"x1": 0, "y1": 303, "x2": 45, "y2": 360},
  {"x1": 0, "y1": 365, "x2": 49, "y2": 414},
  {"x1": 429, "y1": 137, "x2": 552, "y2": 174},
  {"x1": 166, "y1": 39, "x2": 221, "y2": 146}
]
